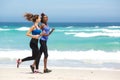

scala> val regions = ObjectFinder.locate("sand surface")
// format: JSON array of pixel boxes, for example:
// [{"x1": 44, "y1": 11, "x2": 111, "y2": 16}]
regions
[{"x1": 0, "y1": 67, "x2": 120, "y2": 80}]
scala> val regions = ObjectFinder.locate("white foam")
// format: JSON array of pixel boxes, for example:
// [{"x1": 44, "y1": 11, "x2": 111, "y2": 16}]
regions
[
  {"x1": 0, "y1": 27, "x2": 29, "y2": 31},
  {"x1": 56, "y1": 29, "x2": 100, "y2": 32},
  {"x1": 55, "y1": 29, "x2": 81, "y2": 32},
  {"x1": 56, "y1": 27, "x2": 120, "y2": 33},
  {"x1": 101, "y1": 29, "x2": 120, "y2": 33},
  {"x1": 65, "y1": 32, "x2": 120, "y2": 37},
  {"x1": 107, "y1": 26, "x2": 120, "y2": 29},
  {"x1": 0, "y1": 28, "x2": 10, "y2": 31},
  {"x1": 15, "y1": 27, "x2": 29, "y2": 31},
  {"x1": 0, "y1": 50, "x2": 120, "y2": 64}
]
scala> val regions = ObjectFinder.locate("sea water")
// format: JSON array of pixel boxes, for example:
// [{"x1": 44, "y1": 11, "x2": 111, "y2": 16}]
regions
[{"x1": 0, "y1": 22, "x2": 120, "y2": 68}]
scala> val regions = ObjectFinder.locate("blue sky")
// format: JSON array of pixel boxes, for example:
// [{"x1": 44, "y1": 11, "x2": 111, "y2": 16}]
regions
[{"x1": 0, "y1": 0, "x2": 120, "y2": 22}]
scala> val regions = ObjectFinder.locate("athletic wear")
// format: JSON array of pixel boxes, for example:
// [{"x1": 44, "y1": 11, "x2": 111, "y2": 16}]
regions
[
  {"x1": 32, "y1": 28, "x2": 41, "y2": 35},
  {"x1": 22, "y1": 38, "x2": 39, "y2": 62},
  {"x1": 41, "y1": 25, "x2": 50, "y2": 41},
  {"x1": 36, "y1": 24, "x2": 50, "y2": 69},
  {"x1": 22, "y1": 27, "x2": 41, "y2": 62}
]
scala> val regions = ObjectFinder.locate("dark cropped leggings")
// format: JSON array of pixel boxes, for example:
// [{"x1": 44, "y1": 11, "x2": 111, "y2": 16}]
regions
[
  {"x1": 22, "y1": 38, "x2": 39, "y2": 62},
  {"x1": 36, "y1": 39, "x2": 48, "y2": 69}
]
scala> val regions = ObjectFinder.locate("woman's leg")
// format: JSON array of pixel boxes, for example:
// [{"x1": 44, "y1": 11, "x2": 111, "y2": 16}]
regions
[
  {"x1": 35, "y1": 49, "x2": 42, "y2": 70},
  {"x1": 31, "y1": 60, "x2": 36, "y2": 67},
  {"x1": 40, "y1": 40, "x2": 51, "y2": 73},
  {"x1": 43, "y1": 41, "x2": 51, "y2": 73},
  {"x1": 21, "y1": 50, "x2": 37, "y2": 62},
  {"x1": 35, "y1": 40, "x2": 43, "y2": 70},
  {"x1": 17, "y1": 46, "x2": 37, "y2": 68},
  {"x1": 44, "y1": 58, "x2": 47, "y2": 70},
  {"x1": 17, "y1": 39, "x2": 38, "y2": 68},
  {"x1": 43, "y1": 42, "x2": 48, "y2": 70},
  {"x1": 35, "y1": 39, "x2": 47, "y2": 70},
  {"x1": 22, "y1": 39, "x2": 38, "y2": 62}
]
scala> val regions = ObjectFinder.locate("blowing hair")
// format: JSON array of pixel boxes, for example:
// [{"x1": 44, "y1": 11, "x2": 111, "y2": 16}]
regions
[{"x1": 24, "y1": 13, "x2": 39, "y2": 22}]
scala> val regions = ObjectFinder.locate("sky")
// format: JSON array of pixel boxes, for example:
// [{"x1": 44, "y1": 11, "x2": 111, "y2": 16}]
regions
[{"x1": 0, "y1": 0, "x2": 120, "y2": 22}]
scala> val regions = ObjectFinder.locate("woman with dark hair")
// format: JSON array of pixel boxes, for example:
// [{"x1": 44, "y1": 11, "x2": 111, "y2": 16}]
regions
[
  {"x1": 35, "y1": 13, "x2": 55, "y2": 73},
  {"x1": 17, "y1": 13, "x2": 42, "y2": 73}
]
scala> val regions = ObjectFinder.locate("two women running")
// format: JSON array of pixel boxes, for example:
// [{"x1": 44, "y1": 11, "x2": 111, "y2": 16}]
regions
[{"x1": 17, "y1": 13, "x2": 54, "y2": 73}]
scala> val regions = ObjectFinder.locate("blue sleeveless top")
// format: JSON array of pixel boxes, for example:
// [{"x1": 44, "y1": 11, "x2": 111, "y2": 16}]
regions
[
  {"x1": 32, "y1": 27, "x2": 41, "y2": 35},
  {"x1": 41, "y1": 25, "x2": 50, "y2": 41}
]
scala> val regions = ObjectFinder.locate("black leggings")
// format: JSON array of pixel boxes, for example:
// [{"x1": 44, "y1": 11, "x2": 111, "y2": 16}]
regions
[
  {"x1": 36, "y1": 39, "x2": 48, "y2": 69},
  {"x1": 22, "y1": 38, "x2": 39, "y2": 62}
]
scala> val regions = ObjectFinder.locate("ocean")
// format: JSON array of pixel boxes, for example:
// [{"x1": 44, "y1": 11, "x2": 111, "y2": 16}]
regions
[{"x1": 0, "y1": 22, "x2": 120, "y2": 68}]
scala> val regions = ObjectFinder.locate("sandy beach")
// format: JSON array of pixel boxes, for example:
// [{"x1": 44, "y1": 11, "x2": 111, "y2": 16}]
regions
[{"x1": 0, "y1": 67, "x2": 120, "y2": 80}]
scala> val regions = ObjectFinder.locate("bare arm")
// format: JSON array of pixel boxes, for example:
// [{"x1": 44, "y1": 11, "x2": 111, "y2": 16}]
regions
[
  {"x1": 40, "y1": 24, "x2": 55, "y2": 36},
  {"x1": 41, "y1": 28, "x2": 55, "y2": 36},
  {"x1": 39, "y1": 24, "x2": 49, "y2": 36}
]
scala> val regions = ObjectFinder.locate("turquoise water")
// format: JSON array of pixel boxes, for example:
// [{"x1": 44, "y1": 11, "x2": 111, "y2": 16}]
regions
[
  {"x1": 0, "y1": 22, "x2": 120, "y2": 51},
  {"x1": 0, "y1": 22, "x2": 120, "y2": 68}
]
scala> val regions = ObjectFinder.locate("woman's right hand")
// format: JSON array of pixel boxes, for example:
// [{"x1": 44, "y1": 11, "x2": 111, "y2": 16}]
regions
[{"x1": 52, "y1": 28, "x2": 55, "y2": 31}]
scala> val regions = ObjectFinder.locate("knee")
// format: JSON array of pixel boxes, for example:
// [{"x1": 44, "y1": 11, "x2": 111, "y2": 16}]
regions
[{"x1": 44, "y1": 54, "x2": 48, "y2": 59}]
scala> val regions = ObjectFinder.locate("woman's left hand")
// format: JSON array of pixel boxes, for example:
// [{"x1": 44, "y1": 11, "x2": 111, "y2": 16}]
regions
[{"x1": 51, "y1": 28, "x2": 55, "y2": 31}]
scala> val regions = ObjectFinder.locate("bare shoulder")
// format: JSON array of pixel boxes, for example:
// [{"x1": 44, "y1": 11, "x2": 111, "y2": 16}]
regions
[
  {"x1": 29, "y1": 25, "x2": 35, "y2": 30},
  {"x1": 41, "y1": 24, "x2": 45, "y2": 27},
  {"x1": 41, "y1": 24, "x2": 45, "y2": 29}
]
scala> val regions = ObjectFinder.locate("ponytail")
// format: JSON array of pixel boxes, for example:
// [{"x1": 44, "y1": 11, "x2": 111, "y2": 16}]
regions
[{"x1": 24, "y1": 13, "x2": 39, "y2": 22}]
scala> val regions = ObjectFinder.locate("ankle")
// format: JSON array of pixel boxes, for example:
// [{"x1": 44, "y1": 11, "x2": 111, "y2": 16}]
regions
[
  {"x1": 34, "y1": 69, "x2": 40, "y2": 73},
  {"x1": 17, "y1": 59, "x2": 22, "y2": 63},
  {"x1": 31, "y1": 65, "x2": 35, "y2": 67},
  {"x1": 20, "y1": 59, "x2": 22, "y2": 63},
  {"x1": 44, "y1": 68, "x2": 47, "y2": 70},
  {"x1": 35, "y1": 69, "x2": 39, "y2": 71}
]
